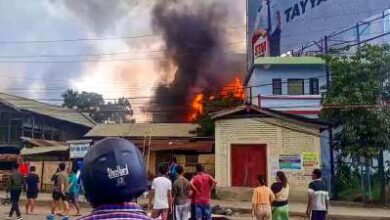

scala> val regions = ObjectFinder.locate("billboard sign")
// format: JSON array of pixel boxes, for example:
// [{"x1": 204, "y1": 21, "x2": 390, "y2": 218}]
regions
[
  {"x1": 68, "y1": 140, "x2": 92, "y2": 159},
  {"x1": 253, "y1": 36, "x2": 269, "y2": 57},
  {"x1": 247, "y1": 0, "x2": 390, "y2": 67}
]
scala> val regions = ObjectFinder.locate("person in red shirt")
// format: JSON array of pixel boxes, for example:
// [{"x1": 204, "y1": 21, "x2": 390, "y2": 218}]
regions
[{"x1": 190, "y1": 164, "x2": 217, "y2": 220}]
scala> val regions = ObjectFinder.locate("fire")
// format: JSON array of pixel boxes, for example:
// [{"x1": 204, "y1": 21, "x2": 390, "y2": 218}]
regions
[
  {"x1": 189, "y1": 94, "x2": 204, "y2": 121},
  {"x1": 221, "y1": 77, "x2": 245, "y2": 99},
  {"x1": 188, "y1": 76, "x2": 245, "y2": 122}
]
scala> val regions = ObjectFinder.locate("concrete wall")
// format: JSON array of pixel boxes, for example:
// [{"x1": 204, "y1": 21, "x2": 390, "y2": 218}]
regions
[
  {"x1": 215, "y1": 117, "x2": 321, "y2": 197},
  {"x1": 248, "y1": 65, "x2": 326, "y2": 96},
  {"x1": 247, "y1": 65, "x2": 325, "y2": 118}
]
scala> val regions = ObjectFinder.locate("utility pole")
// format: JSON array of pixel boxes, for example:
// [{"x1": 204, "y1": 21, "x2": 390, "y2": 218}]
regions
[
  {"x1": 324, "y1": 35, "x2": 337, "y2": 199},
  {"x1": 378, "y1": 51, "x2": 386, "y2": 203}
]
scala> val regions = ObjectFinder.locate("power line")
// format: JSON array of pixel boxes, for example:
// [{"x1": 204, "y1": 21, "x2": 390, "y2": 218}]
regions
[
  {"x1": 0, "y1": 40, "x2": 245, "y2": 59},
  {"x1": 0, "y1": 25, "x2": 245, "y2": 44},
  {"x1": 0, "y1": 42, "x2": 245, "y2": 63}
]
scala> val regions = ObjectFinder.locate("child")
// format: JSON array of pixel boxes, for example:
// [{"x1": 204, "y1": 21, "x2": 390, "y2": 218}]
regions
[{"x1": 252, "y1": 175, "x2": 275, "y2": 220}]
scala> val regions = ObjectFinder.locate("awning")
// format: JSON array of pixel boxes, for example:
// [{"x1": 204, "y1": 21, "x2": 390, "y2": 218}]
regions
[
  {"x1": 20, "y1": 145, "x2": 69, "y2": 156},
  {"x1": 20, "y1": 137, "x2": 66, "y2": 147}
]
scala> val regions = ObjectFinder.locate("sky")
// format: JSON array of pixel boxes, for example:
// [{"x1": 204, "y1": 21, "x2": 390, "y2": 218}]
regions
[{"x1": 0, "y1": 0, "x2": 246, "y2": 122}]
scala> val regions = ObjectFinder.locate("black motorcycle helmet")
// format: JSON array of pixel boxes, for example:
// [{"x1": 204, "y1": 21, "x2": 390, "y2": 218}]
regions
[{"x1": 81, "y1": 137, "x2": 147, "y2": 207}]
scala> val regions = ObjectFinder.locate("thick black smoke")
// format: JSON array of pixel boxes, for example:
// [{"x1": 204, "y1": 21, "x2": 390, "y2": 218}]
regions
[{"x1": 151, "y1": 0, "x2": 243, "y2": 122}]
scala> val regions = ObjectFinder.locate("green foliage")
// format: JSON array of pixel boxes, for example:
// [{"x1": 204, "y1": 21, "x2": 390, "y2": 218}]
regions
[
  {"x1": 335, "y1": 157, "x2": 360, "y2": 193},
  {"x1": 321, "y1": 44, "x2": 390, "y2": 157},
  {"x1": 62, "y1": 90, "x2": 134, "y2": 123}
]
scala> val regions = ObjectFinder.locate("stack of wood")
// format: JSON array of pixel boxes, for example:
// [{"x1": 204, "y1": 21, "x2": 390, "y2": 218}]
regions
[
  {"x1": 0, "y1": 154, "x2": 21, "y2": 162},
  {"x1": 0, "y1": 170, "x2": 11, "y2": 190}
]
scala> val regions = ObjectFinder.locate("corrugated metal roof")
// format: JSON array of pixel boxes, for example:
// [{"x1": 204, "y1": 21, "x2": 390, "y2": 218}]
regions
[
  {"x1": 85, "y1": 123, "x2": 199, "y2": 138},
  {"x1": 20, "y1": 137, "x2": 67, "y2": 147},
  {"x1": 20, "y1": 145, "x2": 68, "y2": 155},
  {"x1": 254, "y1": 56, "x2": 325, "y2": 65},
  {"x1": 0, "y1": 93, "x2": 95, "y2": 128}
]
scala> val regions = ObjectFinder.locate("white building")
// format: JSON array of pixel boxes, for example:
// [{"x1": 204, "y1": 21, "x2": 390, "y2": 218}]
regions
[{"x1": 246, "y1": 56, "x2": 326, "y2": 118}]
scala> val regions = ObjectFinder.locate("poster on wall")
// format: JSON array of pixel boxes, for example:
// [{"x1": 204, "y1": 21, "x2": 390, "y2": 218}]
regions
[
  {"x1": 302, "y1": 152, "x2": 319, "y2": 168},
  {"x1": 279, "y1": 154, "x2": 301, "y2": 170},
  {"x1": 270, "y1": 156, "x2": 279, "y2": 176},
  {"x1": 247, "y1": 0, "x2": 390, "y2": 68}
]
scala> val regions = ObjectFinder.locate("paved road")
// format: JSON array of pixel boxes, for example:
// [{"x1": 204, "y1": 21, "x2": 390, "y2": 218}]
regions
[
  {"x1": 0, "y1": 204, "x2": 305, "y2": 220},
  {"x1": 0, "y1": 204, "x2": 91, "y2": 220}
]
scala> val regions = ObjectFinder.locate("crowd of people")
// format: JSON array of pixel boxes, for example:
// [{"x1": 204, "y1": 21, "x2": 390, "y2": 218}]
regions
[
  {"x1": 148, "y1": 159, "x2": 217, "y2": 220},
  {"x1": 48, "y1": 162, "x2": 82, "y2": 220},
  {"x1": 4, "y1": 137, "x2": 329, "y2": 220},
  {"x1": 5, "y1": 162, "x2": 82, "y2": 220},
  {"x1": 251, "y1": 169, "x2": 329, "y2": 220}
]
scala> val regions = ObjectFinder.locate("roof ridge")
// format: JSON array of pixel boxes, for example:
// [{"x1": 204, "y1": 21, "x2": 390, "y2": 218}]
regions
[
  {"x1": 0, "y1": 92, "x2": 71, "y2": 110},
  {"x1": 0, "y1": 92, "x2": 95, "y2": 127}
]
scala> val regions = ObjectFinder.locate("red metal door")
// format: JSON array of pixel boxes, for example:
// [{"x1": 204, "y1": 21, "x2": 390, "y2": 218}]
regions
[{"x1": 231, "y1": 144, "x2": 267, "y2": 187}]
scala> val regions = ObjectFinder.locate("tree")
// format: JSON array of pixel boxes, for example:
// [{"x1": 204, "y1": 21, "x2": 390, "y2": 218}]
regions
[
  {"x1": 62, "y1": 90, "x2": 134, "y2": 123},
  {"x1": 62, "y1": 89, "x2": 79, "y2": 109},
  {"x1": 96, "y1": 97, "x2": 135, "y2": 123},
  {"x1": 321, "y1": 44, "x2": 390, "y2": 202}
]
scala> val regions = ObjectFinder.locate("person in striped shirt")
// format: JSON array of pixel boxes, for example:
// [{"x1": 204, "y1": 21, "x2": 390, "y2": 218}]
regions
[{"x1": 306, "y1": 169, "x2": 329, "y2": 220}]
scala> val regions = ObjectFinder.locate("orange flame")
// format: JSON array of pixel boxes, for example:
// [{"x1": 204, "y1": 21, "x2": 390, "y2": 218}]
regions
[
  {"x1": 221, "y1": 77, "x2": 245, "y2": 99},
  {"x1": 188, "y1": 76, "x2": 244, "y2": 122},
  {"x1": 188, "y1": 94, "x2": 204, "y2": 121}
]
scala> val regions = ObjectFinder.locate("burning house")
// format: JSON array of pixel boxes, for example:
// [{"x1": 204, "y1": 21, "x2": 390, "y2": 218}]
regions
[{"x1": 149, "y1": 1, "x2": 246, "y2": 122}]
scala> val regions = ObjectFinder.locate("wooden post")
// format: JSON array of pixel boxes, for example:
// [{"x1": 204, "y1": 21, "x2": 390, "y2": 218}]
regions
[
  {"x1": 146, "y1": 128, "x2": 152, "y2": 173},
  {"x1": 143, "y1": 133, "x2": 147, "y2": 158},
  {"x1": 41, "y1": 161, "x2": 44, "y2": 191}
]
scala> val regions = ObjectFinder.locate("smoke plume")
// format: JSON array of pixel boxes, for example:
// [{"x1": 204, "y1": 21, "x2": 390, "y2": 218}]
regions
[{"x1": 151, "y1": 0, "x2": 243, "y2": 122}]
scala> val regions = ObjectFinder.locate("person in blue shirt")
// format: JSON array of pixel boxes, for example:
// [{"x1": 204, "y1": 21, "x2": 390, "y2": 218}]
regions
[
  {"x1": 69, "y1": 167, "x2": 81, "y2": 216},
  {"x1": 168, "y1": 156, "x2": 179, "y2": 182},
  {"x1": 25, "y1": 166, "x2": 39, "y2": 215}
]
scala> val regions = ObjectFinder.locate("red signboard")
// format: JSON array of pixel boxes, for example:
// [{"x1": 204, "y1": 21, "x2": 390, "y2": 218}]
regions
[{"x1": 253, "y1": 36, "x2": 269, "y2": 58}]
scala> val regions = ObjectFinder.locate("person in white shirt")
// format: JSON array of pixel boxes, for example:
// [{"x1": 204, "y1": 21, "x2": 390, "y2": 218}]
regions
[
  {"x1": 306, "y1": 169, "x2": 329, "y2": 220},
  {"x1": 149, "y1": 163, "x2": 172, "y2": 220},
  {"x1": 252, "y1": 0, "x2": 281, "y2": 56}
]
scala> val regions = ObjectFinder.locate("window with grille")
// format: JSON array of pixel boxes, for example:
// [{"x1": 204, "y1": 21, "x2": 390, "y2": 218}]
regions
[
  {"x1": 287, "y1": 79, "x2": 304, "y2": 95},
  {"x1": 272, "y1": 78, "x2": 282, "y2": 95},
  {"x1": 310, "y1": 78, "x2": 319, "y2": 95}
]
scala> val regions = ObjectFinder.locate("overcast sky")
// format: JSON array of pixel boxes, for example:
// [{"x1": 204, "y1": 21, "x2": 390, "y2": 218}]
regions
[{"x1": 0, "y1": 0, "x2": 246, "y2": 121}]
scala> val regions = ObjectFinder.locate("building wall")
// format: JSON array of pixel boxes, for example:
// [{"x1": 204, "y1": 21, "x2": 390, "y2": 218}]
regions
[
  {"x1": 248, "y1": 65, "x2": 326, "y2": 96},
  {"x1": 247, "y1": 65, "x2": 325, "y2": 118},
  {"x1": 215, "y1": 117, "x2": 321, "y2": 193}
]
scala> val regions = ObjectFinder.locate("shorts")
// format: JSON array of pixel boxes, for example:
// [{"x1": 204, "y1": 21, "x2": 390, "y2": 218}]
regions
[
  {"x1": 151, "y1": 209, "x2": 169, "y2": 220},
  {"x1": 52, "y1": 192, "x2": 68, "y2": 201},
  {"x1": 68, "y1": 192, "x2": 79, "y2": 204},
  {"x1": 26, "y1": 191, "x2": 38, "y2": 199},
  {"x1": 195, "y1": 204, "x2": 211, "y2": 220},
  {"x1": 311, "y1": 210, "x2": 327, "y2": 220}
]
